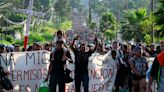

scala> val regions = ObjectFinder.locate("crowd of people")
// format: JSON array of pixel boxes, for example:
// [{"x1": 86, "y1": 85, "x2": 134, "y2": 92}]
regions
[{"x1": 0, "y1": 30, "x2": 164, "y2": 92}]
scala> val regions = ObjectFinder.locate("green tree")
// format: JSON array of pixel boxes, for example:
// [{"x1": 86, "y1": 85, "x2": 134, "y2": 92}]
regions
[
  {"x1": 154, "y1": 0, "x2": 164, "y2": 38},
  {"x1": 29, "y1": 33, "x2": 45, "y2": 44},
  {"x1": 89, "y1": 22, "x2": 97, "y2": 30},
  {"x1": 56, "y1": 21, "x2": 72, "y2": 31},
  {"x1": 54, "y1": 0, "x2": 71, "y2": 21},
  {"x1": 99, "y1": 12, "x2": 116, "y2": 32},
  {"x1": 104, "y1": 29, "x2": 116, "y2": 40},
  {"x1": 4, "y1": 35, "x2": 14, "y2": 43},
  {"x1": 121, "y1": 8, "x2": 147, "y2": 42},
  {"x1": 70, "y1": 0, "x2": 81, "y2": 9}
]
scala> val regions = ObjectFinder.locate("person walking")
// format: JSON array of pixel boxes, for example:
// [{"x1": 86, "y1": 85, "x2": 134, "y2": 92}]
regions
[
  {"x1": 45, "y1": 41, "x2": 66, "y2": 92},
  {"x1": 148, "y1": 41, "x2": 164, "y2": 92},
  {"x1": 129, "y1": 46, "x2": 148, "y2": 92},
  {"x1": 70, "y1": 35, "x2": 97, "y2": 92}
]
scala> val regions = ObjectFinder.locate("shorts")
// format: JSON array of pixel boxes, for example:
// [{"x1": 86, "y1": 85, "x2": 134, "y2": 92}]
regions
[{"x1": 132, "y1": 74, "x2": 146, "y2": 81}]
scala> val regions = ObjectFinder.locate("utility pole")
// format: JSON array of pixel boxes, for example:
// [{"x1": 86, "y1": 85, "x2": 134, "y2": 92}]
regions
[
  {"x1": 13, "y1": 0, "x2": 45, "y2": 49},
  {"x1": 151, "y1": 0, "x2": 154, "y2": 43}
]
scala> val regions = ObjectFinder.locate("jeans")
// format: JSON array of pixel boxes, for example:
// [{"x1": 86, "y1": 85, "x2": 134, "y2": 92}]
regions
[
  {"x1": 75, "y1": 74, "x2": 89, "y2": 92},
  {"x1": 49, "y1": 74, "x2": 65, "y2": 92}
]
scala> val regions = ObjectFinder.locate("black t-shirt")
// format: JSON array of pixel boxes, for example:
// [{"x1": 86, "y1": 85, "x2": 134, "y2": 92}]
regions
[
  {"x1": 51, "y1": 49, "x2": 65, "y2": 75},
  {"x1": 73, "y1": 49, "x2": 93, "y2": 74},
  {"x1": 149, "y1": 51, "x2": 157, "y2": 57},
  {"x1": 150, "y1": 57, "x2": 159, "y2": 79}
]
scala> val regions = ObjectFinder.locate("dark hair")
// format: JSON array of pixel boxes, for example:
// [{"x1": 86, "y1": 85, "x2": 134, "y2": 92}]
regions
[
  {"x1": 27, "y1": 46, "x2": 33, "y2": 51},
  {"x1": 113, "y1": 41, "x2": 118, "y2": 44},
  {"x1": 131, "y1": 45, "x2": 136, "y2": 51},
  {"x1": 111, "y1": 50, "x2": 117, "y2": 55},
  {"x1": 45, "y1": 43, "x2": 49, "y2": 47},
  {"x1": 56, "y1": 41, "x2": 64, "y2": 44},
  {"x1": 14, "y1": 45, "x2": 20, "y2": 48},
  {"x1": 22, "y1": 48, "x2": 26, "y2": 51},
  {"x1": 0, "y1": 45, "x2": 5, "y2": 49},
  {"x1": 0, "y1": 44, "x2": 5, "y2": 49},
  {"x1": 80, "y1": 43, "x2": 85, "y2": 46},
  {"x1": 35, "y1": 43, "x2": 40, "y2": 47},
  {"x1": 123, "y1": 45, "x2": 128, "y2": 50},
  {"x1": 57, "y1": 30, "x2": 62, "y2": 35},
  {"x1": 156, "y1": 45, "x2": 161, "y2": 54}
]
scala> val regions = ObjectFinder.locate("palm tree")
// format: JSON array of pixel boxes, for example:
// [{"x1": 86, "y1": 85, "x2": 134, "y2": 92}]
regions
[
  {"x1": 154, "y1": 0, "x2": 164, "y2": 37},
  {"x1": 121, "y1": 8, "x2": 147, "y2": 42}
]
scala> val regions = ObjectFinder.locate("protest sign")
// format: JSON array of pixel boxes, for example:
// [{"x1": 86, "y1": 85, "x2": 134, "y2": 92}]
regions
[
  {"x1": 0, "y1": 51, "x2": 117, "y2": 92},
  {"x1": 0, "y1": 50, "x2": 50, "y2": 92}
]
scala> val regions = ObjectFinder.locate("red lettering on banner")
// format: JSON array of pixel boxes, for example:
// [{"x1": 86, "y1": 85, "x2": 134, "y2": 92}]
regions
[
  {"x1": 90, "y1": 69, "x2": 102, "y2": 79},
  {"x1": 91, "y1": 81, "x2": 113, "y2": 91},
  {"x1": 96, "y1": 69, "x2": 102, "y2": 79},
  {"x1": 108, "y1": 69, "x2": 112, "y2": 77},
  {"x1": 90, "y1": 69, "x2": 96, "y2": 79},
  {"x1": 90, "y1": 68, "x2": 113, "y2": 80}
]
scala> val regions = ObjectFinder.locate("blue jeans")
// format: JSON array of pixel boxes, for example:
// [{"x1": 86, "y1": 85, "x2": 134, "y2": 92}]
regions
[
  {"x1": 75, "y1": 74, "x2": 89, "y2": 92},
  {"x1": 49, "y1": 74, "x2": 65, "y2": 92}
]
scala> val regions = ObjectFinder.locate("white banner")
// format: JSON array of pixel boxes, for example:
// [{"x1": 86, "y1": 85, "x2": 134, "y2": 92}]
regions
[
  {"x1": 0, "y1": 50, "x2": 51, "y2": 92},
  {"x1": 0, "y1": 51, "x2": 117, "y2": 92},
  {"x1": 65, "y1": 52, "x2": 117, "y2": 92},
  {"x1": 88, "y1": 52, "x2": 117, "y2": 92}
]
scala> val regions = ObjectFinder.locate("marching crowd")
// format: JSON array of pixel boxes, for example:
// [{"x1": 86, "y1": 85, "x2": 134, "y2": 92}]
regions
[{"x1": 0, "y1": 30, "x2": 164, "y2": 92}]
